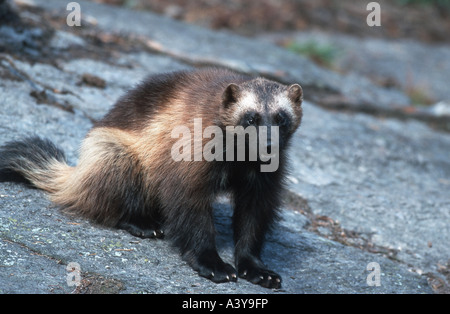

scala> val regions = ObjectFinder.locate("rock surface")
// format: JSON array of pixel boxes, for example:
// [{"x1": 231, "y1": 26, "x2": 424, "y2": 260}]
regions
[
  {"x1": 261, "y1": 30, "x2": 450, "y2": 104},
  {"x1": 1, "y1": 0, "x2": 448, "y2": 293}
]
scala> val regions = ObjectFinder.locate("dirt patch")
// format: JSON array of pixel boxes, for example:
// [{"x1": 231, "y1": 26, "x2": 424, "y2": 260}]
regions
[
  {"x1": 78, "y1": 73, "x2": 107, "y2": 88},
  {"x1": 284, "y1": 190, "x2": 398, "y2": 259},
  {"x1": 94, "y1": 0, "x2": 450, "y2": 43},
  {"x1": 427, "y1": 260, "x2": 450, "y2": 294},
  {"x1": 72, "y1": 272, "x2": 125, "y2": 294},
  {"x1": 284, "y1": 190, "x2": 450, "y2": 294}
]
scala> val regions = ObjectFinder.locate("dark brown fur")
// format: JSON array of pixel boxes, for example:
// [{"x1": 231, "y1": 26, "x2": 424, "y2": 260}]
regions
[{"x1": 0, "y1": 68, "x2": 303, "y2": 288}]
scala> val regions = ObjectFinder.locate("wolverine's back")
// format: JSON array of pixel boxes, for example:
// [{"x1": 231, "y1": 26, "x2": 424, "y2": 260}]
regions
[
  {"x1": 96, "y1": 68, "x2": 251, "y2": 132},
  {"x1": 0, "y1": 67, "x2": 303, "y2": 289}
]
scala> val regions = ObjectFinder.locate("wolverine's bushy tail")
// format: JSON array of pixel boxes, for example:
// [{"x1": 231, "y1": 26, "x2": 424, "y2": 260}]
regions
[{"x1": 0, "y1": 136, "x2": 71, "y2": 193}]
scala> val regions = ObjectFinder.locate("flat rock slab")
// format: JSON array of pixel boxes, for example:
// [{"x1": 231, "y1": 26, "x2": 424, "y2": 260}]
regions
[
  {"x1": 266, "y1": 30, "x2": 450, "y2": 103},
  {"x1": 1, "y1": 0, "x2": 448, "y2": 293},
  {"x1": 0, "y1": 187, "x2": 431, "y2": 293},
  {"x1": 289, "y1": 102, "x2": 450, "y2": 281}
]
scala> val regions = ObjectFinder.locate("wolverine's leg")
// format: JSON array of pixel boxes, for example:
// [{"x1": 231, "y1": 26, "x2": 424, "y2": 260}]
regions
[
  {"x1": 232, "y1": 176, "x2": 283, "y2": 289},
  {"x1": 109, "y1": 158, "x2": 164, "y2": 238},
  {"x1": 116, "y1": 213, "x2": 164, "y2": 239},
  {"x1": 165, "y1": 202, "x2": 237, "y2": 283}
]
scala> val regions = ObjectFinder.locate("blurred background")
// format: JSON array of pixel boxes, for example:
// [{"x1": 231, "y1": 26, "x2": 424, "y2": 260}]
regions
[
  {"x1": 2, "y1": 0, "x2": 449, "y2": 109},
  {"x1": 89, "y1": 0, "x2": 450, "y2": 114},
  {"x1": 93, "y1": 0, "x2": 450, "y2": 41}
]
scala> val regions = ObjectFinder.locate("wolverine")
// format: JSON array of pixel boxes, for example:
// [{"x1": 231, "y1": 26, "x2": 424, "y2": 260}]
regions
[{"x1": 0, "y1": 68, "x2": 303, "y2": 289}]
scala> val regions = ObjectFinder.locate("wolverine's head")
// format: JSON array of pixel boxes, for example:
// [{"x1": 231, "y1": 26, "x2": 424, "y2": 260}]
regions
[{"x1": 219, "y1": 78, "x2": 303, "y2": 170}]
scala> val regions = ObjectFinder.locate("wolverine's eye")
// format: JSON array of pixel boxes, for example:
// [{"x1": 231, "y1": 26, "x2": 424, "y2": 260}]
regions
[
  {"x1": 275, "y1": 112, "x2": 287, "y2": 125},
  {"x1": 243, "y1": 112, "x2": 259, "y2": 126}
]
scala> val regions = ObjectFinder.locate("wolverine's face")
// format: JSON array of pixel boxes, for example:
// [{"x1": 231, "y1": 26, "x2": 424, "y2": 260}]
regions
[{"x1": 221, "y1": 78, "x2": 303, "y2": 157}]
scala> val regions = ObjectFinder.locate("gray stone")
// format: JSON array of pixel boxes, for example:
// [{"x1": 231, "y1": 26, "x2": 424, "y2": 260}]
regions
[
  {"x1": 50, "y1": 30, "x2": 85, "y2": 50},
  {"x1": 0, "y1": 0, "x2": 447, "y2": 294},
  {"x1": 0, "y1": 186, "x2": 432, "y2": 293},
  {"x1": 288, "y1": 101, "x2": 450, "y2": 278},
  {"x1": 25, "y1": 0, "x2": 411, "y2": 111},
  {"x1": 261, "y1": 30, "x2": 450, "y2": 103},
  {"x1": 429, "y1": 101, "x2": 450, "y2": 117}
]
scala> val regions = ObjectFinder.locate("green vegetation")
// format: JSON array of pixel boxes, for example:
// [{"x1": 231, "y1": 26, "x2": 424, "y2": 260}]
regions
[
  {"x1": 406, "y1": 86, "x2": 435, "y2": 106},
  {"x1": 285, "y1": 40, "x2": 339, "y2": 68}
]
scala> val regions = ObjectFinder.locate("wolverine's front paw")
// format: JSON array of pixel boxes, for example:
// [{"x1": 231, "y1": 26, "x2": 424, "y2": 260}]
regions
[
  {"x1": 117, "y1": 221, "x2": 164, "y2": 239},
  {"x1": 188, "y1": 249, "x2": 238, "y2": 283},
  {"x1": 198, "y1": 261, "x2": 238, "y2": 283},
  {"x1": 237, "y1": 257, "x2": 282, "y2": 289}
]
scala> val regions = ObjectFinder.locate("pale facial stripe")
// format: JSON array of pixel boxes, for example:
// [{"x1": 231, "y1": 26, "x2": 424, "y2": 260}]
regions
[{"x1": 233, "y1": 90, "x2": 295, "y2": 120}]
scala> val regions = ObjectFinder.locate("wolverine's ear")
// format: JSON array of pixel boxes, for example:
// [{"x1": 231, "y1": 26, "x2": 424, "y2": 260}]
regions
[
  {"x1": 222, "y1": 83, "x2": 240, "y2": 107},
  {"x1": 288, "y1": 84, "x2": 303, "y2": 105}
]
